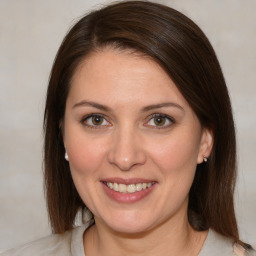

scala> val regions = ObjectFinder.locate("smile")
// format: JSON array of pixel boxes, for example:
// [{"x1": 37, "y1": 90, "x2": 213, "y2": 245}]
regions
[
  {"x1": 105, "y1": 182, "x2": 154, "y2": 193},
  {"x1": 101, "y1": 179, "x2": 157, "y2": 203}
]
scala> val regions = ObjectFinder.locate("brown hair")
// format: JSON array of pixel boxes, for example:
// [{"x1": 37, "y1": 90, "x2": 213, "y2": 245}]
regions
[{"x1": 44, "y1": 0, "x2": 239, "y2": 242}]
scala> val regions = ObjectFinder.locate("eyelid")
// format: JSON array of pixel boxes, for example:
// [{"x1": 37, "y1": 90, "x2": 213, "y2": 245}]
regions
[
  {"x1": 80, "y1": 113, "x2": 175, "y2": 129},
  {"x1": 144, "y1": 113, "x2": 175, "y2": 128},
  {"x1": 81, "y1": 113, "x2": 112, "y2": 128}
]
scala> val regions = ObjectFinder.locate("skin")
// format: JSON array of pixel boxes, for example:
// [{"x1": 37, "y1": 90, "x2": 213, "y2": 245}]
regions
[{"x1": 63, "y1": 48, "x2": 213, "y2": 256}]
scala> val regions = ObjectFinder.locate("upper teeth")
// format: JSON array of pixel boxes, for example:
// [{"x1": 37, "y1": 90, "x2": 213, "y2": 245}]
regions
[{"x1": 106, "y1": 182, "x2": 153, "y2": 193}]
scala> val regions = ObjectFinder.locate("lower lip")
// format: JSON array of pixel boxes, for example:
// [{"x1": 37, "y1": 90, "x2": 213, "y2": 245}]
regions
[{"x1": 102, "y1": 183, "x2": 156, "y2": 203}]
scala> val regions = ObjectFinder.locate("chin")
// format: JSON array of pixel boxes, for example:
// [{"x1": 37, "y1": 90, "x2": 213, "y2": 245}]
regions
[
  {"x1": 97, "y1": 210, "x2": 159, "y2": 235},
  {"x1": 109, "y1": 221, "x2": 153, "y2": 235}
]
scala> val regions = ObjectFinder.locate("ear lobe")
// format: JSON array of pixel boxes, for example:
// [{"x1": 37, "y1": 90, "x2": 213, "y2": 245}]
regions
[{"x1": 197, "y1": 128, "x2": 214, "y2": 164}]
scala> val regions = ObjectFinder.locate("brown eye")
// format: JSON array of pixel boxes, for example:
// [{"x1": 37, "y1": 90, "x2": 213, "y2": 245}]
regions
[
  {"x1": 153, "y1": 116, "x2": 166, "y2": 126},
  {"x1": 91, "y1": 115, "x2": 104, "y2": 125},
  {"x1": 146, "y1": 114, "x2": 174, "y2": 128},
  {"x1": 83, "y1": 114, "x2": 110, "y2": 128}
]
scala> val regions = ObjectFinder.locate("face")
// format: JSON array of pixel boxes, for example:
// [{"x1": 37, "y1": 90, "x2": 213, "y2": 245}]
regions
[{"x1": 63, "y1": 48, "x2": 212, "y2": 234}]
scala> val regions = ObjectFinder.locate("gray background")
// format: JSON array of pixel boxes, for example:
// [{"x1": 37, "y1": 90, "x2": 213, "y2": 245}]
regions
[{"x1": 0, "y1": 0, "x2": 255, "y2": 252}]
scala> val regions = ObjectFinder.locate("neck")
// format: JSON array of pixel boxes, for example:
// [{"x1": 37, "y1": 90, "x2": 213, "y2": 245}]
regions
[{"x1": 84, "y1": 212, "x2": 208, "y2": 256}]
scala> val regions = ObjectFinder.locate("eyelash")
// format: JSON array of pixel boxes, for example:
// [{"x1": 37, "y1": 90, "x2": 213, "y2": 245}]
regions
[
  {"x1": 145, "y1": 114, "x2": 175, "y2": 129},
  {"x1": 81, "y1": 114, "x2": 111, "y2": 129},
  {"x1": 81, "y1": 113, "x2": 175, "y2": 129}
]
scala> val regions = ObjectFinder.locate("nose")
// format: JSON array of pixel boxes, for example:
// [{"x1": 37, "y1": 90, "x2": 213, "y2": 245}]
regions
[{"x1": 107, "y1": 126, "x2": 147, "y2": 171}]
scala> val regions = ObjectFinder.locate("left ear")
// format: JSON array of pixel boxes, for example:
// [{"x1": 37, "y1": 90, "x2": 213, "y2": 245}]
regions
[{"x1": 197, "y1": 128, "x2": 214, "y2": 164}]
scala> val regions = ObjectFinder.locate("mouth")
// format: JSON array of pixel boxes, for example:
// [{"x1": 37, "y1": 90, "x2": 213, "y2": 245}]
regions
[
  {"x1": 101, "y1": 178, "x2": 157, "y2": 203},
  {"x1": 102, "y1": 181, "x2": 155, "y2": 193}
]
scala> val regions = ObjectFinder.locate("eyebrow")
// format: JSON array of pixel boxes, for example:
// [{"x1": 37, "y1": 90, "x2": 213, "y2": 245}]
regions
[
  {"x1": 72, "y1": 101, "x2": 112, "y2": 112},
  {"x1": 72, "y1": 100, "x2": 184, "y2": 112},
  {"x1": 141, "y1": 102, "x2": 184, "y2": 113}
]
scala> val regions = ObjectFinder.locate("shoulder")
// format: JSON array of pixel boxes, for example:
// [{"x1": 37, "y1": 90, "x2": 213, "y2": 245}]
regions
[
  {"x1": 199, "y1": 229, "x2": 256, "y2": 256},
  {"x1": 0, "y1": 225, "x2": 87, "y2": 256},
  {"x1": 0, "y1": 232, "x2": 72, "y2": 256}
]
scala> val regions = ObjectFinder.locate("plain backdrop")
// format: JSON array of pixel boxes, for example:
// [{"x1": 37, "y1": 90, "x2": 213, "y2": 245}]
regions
[{"x1": 0, "y1": 0, "x2": 255, "y2": 252}]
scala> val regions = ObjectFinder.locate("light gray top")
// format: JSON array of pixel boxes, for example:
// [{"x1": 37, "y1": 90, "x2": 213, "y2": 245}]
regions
[{"x1": 1, "y1": 223, "x2": 255, "y2": 256}]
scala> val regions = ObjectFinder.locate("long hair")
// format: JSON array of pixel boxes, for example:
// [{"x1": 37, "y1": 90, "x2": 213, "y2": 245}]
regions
[{"x1": 44, "y1": 0, "x2": 238, "y2": 242}]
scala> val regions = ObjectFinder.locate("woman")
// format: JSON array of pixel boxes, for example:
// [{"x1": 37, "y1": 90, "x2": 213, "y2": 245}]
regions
[{"x1": 2, "y1": 1, "x2": 255, "y2": 255}]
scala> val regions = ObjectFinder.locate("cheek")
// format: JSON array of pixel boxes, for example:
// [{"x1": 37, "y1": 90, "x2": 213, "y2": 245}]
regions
[
  {"x1": 66, "y1": 134, "x2": 108, "y2": 177},
  {"x1": 150, "y1": 135, "x2": 200, "y2": 172},
  {"x1": 147, "y1": 132, "x2": 201, "y2": 214}
]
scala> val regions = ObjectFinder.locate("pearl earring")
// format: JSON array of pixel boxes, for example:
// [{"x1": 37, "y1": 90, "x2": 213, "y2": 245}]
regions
[
  {"x1": 65, "y1": 152, "x2": 69, "y2": 161},
  {"x1": 203, "y1": 155, "x2": 208, "y2": 162}
]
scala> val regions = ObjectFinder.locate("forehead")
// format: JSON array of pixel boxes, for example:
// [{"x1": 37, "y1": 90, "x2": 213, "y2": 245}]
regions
[{"x1": 67, "y1": 48, "x2": 190, "y2": 109}]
